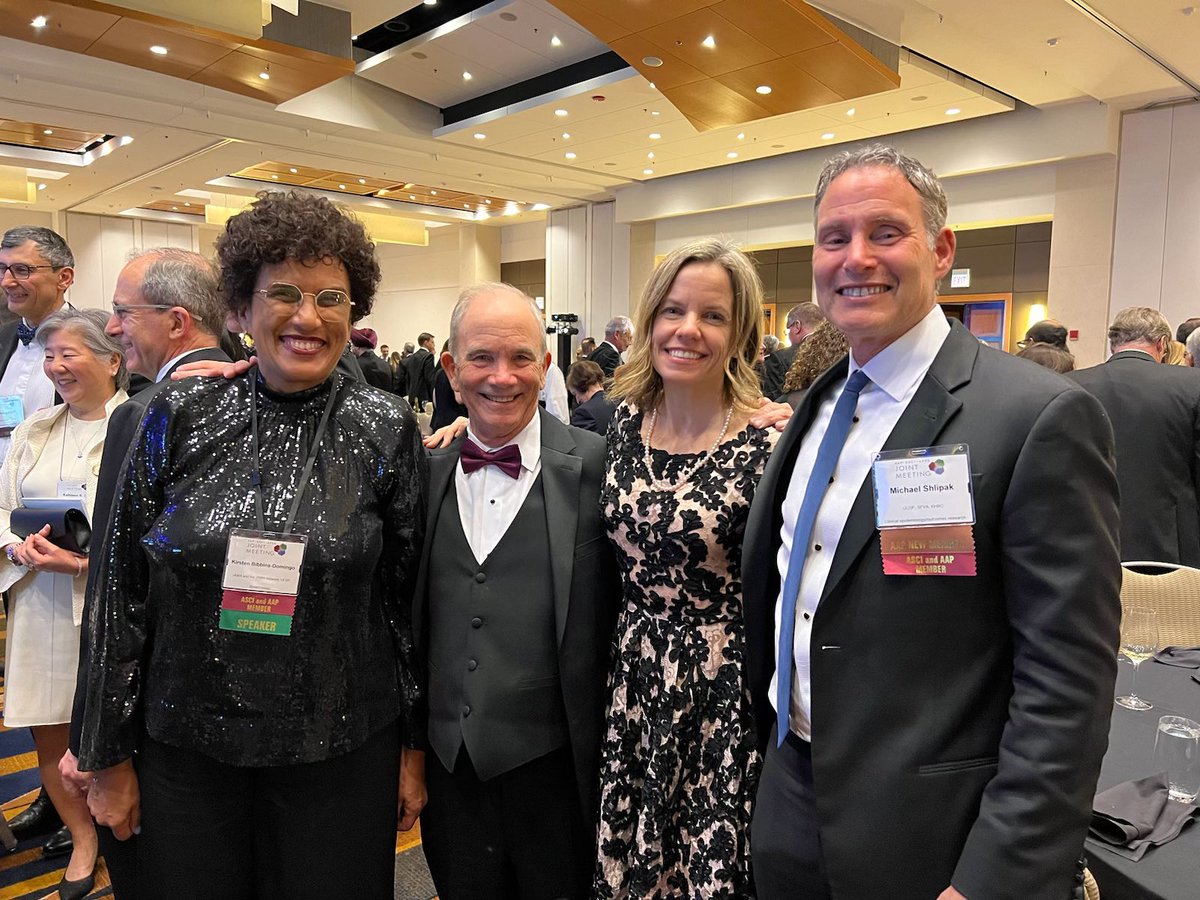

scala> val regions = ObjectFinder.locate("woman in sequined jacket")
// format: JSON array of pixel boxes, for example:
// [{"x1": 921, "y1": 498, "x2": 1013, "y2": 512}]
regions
[{"x1": 77, "y1": 191, "x2": 428, "y2": 899}]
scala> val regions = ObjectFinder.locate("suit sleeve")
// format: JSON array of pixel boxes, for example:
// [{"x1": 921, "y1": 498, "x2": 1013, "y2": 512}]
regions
[
  {"x1": 952, "y1": 387, "x2": 1121, "y2": 899},
  {"x1": 570, "y1": 403, "x2": 597, "y2": 432},
  {"x1": 761, "y1": 351, "x2": 787, "y2": 401}
]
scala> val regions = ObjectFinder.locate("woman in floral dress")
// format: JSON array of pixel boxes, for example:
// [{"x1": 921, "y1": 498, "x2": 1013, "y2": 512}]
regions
[{"x1": 595, "y1": 238, "x2": 780, "y2": 898}]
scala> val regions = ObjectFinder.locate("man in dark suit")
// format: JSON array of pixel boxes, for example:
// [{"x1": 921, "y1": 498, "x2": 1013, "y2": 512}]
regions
[
  {"x1": 762, "y1": 302, "x2": 825, "y2": 399},
  {"x1": 1068, "y1": 306, "x2": 1200, "y2": 565},
  {"x1": 406, "y1": 331, "x2": 436, "y2": 411},
  {"x1": 414, "y1": 283, "x2": 619, "y2": 899},
  {"x1": 350, "y1": 327, "x2": 395, "y2": 392},
  {"x1": 58, "y1": 248, "x2": 228, "y2": 898},
  {"x1": 587, "y1": 316, "x2": 631, "y2": 378},
  {"x1": 744, "y1": 145, "x2": 1121, "y2": 900}
]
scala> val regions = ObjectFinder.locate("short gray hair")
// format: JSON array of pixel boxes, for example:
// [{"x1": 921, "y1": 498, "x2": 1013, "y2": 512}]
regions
[
  {"x1": 1186, "y1": 325, "x2": 1200, "y2": 363},
  {"x1": 127, "y1": 248, "x2": 221, "y2": 335},
  {"x1": 762, "y1": 334, "x2": 781, "y2": 354},
  {"x1": 787, "y1": 302, "x2": 825, "y2": 330},
  {"x1": 448, "y1": 282, "x2": 547, "y2": 358},
  {"x1": 1, "y1": 226, "x2": 74, "y2": 268},
  {"x1": 814, "y1": 144, "x2": 948, "y2": 247},
  {"x1": 37, "y1": 307, "x2": 128, "y2": 390},
  {"x1": 1107, "y1": 307, "x2": 1172, "y2": 349},
  {"x1": 605, "y1": 316, "x2": 633, "y2": 340}
]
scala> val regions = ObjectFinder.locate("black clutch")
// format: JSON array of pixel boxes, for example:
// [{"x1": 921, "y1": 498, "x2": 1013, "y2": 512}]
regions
[{"x1": 10, "y1": 506, "x2": 92, "y2": 555}]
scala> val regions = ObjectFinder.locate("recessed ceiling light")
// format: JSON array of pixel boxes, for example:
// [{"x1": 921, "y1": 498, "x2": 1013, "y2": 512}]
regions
[
  {"x1": 726, "y1": 151, "x2": 738, "y2": 159},
  {"x1": 43, "y1": 129, "x2": 53, "y2": 135},
  {"x1": 945, "y1": 107, "x2": 961, "y2": 115},
  {"x1": 532, "y1": 203, "x2": 550, "y2": 211},
  {"x1": 756, "y1": 85, "x2": 772, "y2": 95},
  {"x1": 650, "y1": 110, "x2": 661, "y2": 116},
  {"x1": 37, "y1": 183, "x2": 46, "y2": 191},
  {"x1": 271, "y1": 174, "x2": 278, "y2": 179},
  {"x1": 565, "y1": 152, "x2": 577, "y2": 159},
  {"x1": 736, "y1": 132, "x2": 745, "y2": 140},
  {"x1": 642, "y1": 56, "x2": 664, "y2": 67},
  {"x1": 289, "y1": 167, "x2": 297, "y2": 173},
  {"x1": 846, "y1": 107, "x2": 856, "y2": 116},
  {"x1": 379, "y1": 189, "x2": 388, "y2": 195},
  {"x1": 647, "y1": 151, "x2": 655, "y2": 159},
  {"x1": 150, "y1": 45, "x2": 168, "y2": 56},
  {"x1": 648, "y1": 82, "x2": 656, "y2": 90},
  {"x1": 259, "y1": 69, "x2": 270, "y2": 80},
  {"x1": 561, "y1": 132, "x2": 570, "y2": 139},
  {"x1": 1045, "y1": 37, "x2": 1059, "y2": 46},
  {"x1": 184, "y1": 202, "x2": 191, "y2": 206},
  {"x1": 649, "y1": 132, "x2": 661, "y2": 140},
  {"x1": 351, "y1": 34, "x2": 358, "y2": 41},
  {"x1": 423, "y1": 0, "x2": 437, "y2": 5},
  {"x1": 462, "y1": 71, "x2": 472, "y2": 81},
  {"x1": 912, "y1": 95, "x2": 928, "y2": 102},
  {"x1": 554, "y1": 108, "x2": 568, "y2": 117},
  {"x1": 551, "y1": 35, "x2": 562, "y2": 47},
  {"x1": 338, "y1": 183, "x2": 346, "y2": 190},
  {"x1": 31, "y1": 16, "x2": 47, "y2": 28},
  {"x1": 171, "y1": 206, "x2": 178, "y2": 211},
  {"x1": 822, "y1": 132, "x2": 835, "y2": 140},
  {"x1": 702, "y1": 35, "x2": 716, "y2": 49},
  {"x1": 411, "y1": 194, "x2": 417, "y2": 200},
  {"x1": 463, "y1": 203, "x2": 470, "y2": 208},
  {"x1": 430, "y1": 190, "x2": 437, "y2": 195},
  {"x1": 358, "y1": 178, "x2": 366, "y2": 184},
  {"x1": 473, "y1": 132, "x2": 487, "y2": 140},
  {"x1": 643, "y1": 168, "x2": 653, "y2": 175}
]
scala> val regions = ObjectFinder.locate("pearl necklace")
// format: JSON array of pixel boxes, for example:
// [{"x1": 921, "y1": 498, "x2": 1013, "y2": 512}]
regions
[{"x1": 642, "y1": 404, "x2": 733, "y2": 492}]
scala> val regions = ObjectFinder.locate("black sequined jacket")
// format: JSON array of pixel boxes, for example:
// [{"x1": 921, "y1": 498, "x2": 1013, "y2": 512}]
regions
[{"x1": 77, "y1": 370, "x2": 427, "y2": 770}]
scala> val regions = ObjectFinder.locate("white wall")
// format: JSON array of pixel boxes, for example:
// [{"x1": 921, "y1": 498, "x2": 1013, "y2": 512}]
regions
[
  {"x1": 501, "y1": 220, "x2": 546, "y2": 264},
  {"x1": 360, "y1": 226, "x2": 462, "y2": 351}
]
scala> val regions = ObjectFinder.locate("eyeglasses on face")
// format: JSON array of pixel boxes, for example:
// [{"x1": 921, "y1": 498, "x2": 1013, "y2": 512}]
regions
[
  {"x1": 254, "y1": 282, "x2": 354, "y2": 317},
  {"x1": 0, "y1": 263, "x2": 60, "y2": 281},
  {"x1": 111, "y1": 303, "x2": 175, "y2": 320}
]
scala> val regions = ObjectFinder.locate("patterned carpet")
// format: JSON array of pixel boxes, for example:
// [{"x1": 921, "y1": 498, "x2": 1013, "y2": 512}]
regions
[{"x1": 0, "y1": 619, "x2": 436, "y2": 899}]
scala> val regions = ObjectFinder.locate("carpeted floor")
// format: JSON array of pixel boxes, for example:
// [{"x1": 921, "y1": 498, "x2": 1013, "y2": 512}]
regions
[{"x1": 0, "y1": 617, "x2": 437, "y2": 899}]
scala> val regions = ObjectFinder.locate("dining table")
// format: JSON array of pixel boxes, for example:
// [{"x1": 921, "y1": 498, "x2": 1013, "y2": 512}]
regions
[{"x1": 1085, "y1": 657, "x2": 1200, "y2": 900}]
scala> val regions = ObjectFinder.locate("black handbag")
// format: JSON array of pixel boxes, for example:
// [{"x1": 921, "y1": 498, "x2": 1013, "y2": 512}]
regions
[{"x1": 10, "y1": 506, "x2": 92, "y2": 555}]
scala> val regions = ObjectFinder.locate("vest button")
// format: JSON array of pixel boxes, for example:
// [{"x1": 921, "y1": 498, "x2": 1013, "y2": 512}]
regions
[
  {"x1": 471, "y1": 617, "x2": 482, "y2": 628},
  {"x1": 475, "y1": 572, "x2": 486, "y2": 583},
  {"x1": 462, "y1": 704, "x2": 471, "y2": 717},
  {"x1": 467, "y1": 659, "x2": 478, "y2": 671}
]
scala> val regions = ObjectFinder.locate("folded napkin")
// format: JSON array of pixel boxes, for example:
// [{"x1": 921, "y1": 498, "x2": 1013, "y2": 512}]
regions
[
  {"x1": 1087, "y1": 774, "x2": 1198, "y2": 860},
  {"x1": 1154, "y1": 646, "x2": 1200, "y2": 669}
]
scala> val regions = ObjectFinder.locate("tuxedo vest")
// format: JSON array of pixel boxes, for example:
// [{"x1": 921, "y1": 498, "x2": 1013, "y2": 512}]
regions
[{"x1": 426, "y1": 473, "x2": 568, "y2": 780}]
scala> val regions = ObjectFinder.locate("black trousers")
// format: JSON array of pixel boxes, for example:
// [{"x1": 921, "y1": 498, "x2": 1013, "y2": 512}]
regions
[
  {"x1": 751, "y1": 726, "x2": 831, "y2": 900},
  {"x1": 421, "y1": 745, "x2": 591, "y2": 900},
  {"x1": 136, "y1": 721, "x2": 400, "y2": 900},
  {"x1": 99, "y1": 821, "x2": 139, "y2": 899}
]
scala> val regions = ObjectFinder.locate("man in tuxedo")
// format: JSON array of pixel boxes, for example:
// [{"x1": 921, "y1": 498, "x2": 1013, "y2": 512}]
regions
[
  {"x1": 744, "y1": 145, "x2": 1121, "y2": 900},
  {"x1": 762, "y1": 302, "x2": 825, "y2": 399},
  {"x1": 59, "y1": 248, "x2": 228, "y2": 898},
  {"x1": 587, "y1": 316, "x2": 631, "y2": 378},
  {"x1": 350, "y1": 327, "x2": 395, "y2": 392},
  {"x1": 406, "y1": 331, "x2": 436, "y2": 411},
  {"x1": 414, "y1": 283, "x2": 619, "y2": 899},
  {"x1": 1068, "y1": 306, "x2": 1200, "y2": 565}
]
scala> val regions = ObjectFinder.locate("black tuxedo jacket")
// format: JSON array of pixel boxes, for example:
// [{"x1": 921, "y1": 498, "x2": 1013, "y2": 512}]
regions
[
  {"x1": 587, "y1": 342, "x2": 621, "y2": 378},
  {"x1": 412, "y1": 410, "x2": 620, "y2": 819},
  {"x1": 569, "y1": 390, "x2": 615, "y2": 435},
  {"x1": 406, "y1": 347, "x2": 435, "y2": 402},
  {"x1": 356, "y1": 351, "x2": 395, "y2": 393},
  {"x1": 70, "y1": 346, "x2": 230, "y2": 754},
  {"x1": 743, "y1": 321, "x2": 1121, "y2": 900},
  {"x1": 1068, "y1": 350, "x2": 1200, "y2": 565},
  {"x1": 761, "y1": 343, "x2": 799, "y2": 400}
]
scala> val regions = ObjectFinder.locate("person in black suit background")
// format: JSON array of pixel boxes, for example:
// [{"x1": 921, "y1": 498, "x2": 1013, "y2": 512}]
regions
[
  {"x1": 350, "y1": 327, "x2": 395, "y2": 392},
  {"x1": 406, "y1": 332, "x2": 436, "y2": 411},
  {"x1": 761, "y1": 302, "x2": 825, "y2": 400},
  {"x1": 566, "y1": 360, "x2": 615, "y2": 435},
  {"x1": 744, "y1": 145, "x2": 1120, "y2": 899},
  {"x1": 430, "y1": 340, "x2": 467, "y2": 431},
  {"x1": 1068, "y1": 306, "x2": 1200, "y2": 565},
  {"x1": 415, "y1": 283, "x2": 619, "y2": 899},
  {"x1": 587, "y1": 317, "x2": 631, "y2": 379},
  {"x1": 55, "y1": 247, "x2": 228, "y2": 899}
]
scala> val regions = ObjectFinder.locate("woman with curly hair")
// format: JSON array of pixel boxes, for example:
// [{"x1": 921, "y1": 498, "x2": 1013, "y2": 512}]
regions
[
  {"x1": 780, "y1": 319, "x2": 850, "y2": 404},
  {"x1": 78, "y1": 191, "x2": 428, "y2": 899}
]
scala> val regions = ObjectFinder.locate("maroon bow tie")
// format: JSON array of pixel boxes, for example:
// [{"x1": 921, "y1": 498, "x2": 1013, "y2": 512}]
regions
[{"x1": 460, "y1": 438, "x2": 522, "y2": 478}]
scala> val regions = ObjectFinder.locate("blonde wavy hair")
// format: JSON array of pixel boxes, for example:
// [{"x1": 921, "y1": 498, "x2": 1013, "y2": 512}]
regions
[{"x1": 610, "y1": 238, "x2": 764, "y2": 412}]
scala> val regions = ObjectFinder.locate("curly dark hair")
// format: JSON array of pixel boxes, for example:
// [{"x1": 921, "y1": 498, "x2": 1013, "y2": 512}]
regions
[
  {"x1": 215, "y1": 191, "x2": 381, "y2": 323},
  {"x1": 781, "y1": 320, "x2": 850, "y2": 395}
]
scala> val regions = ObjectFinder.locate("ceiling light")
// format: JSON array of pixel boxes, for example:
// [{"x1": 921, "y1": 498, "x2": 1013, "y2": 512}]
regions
[
  {"x1": 351, "y1": 34, "x2": 358, "y2": 41},
  {"x1": 646, "y1": 151, "x2": 654, "y2": 159},
  {"x1": 1045, "y1": 37, "x2": 1059, "y2": 46},
  {"x1": 424, "y1": 0, "x2": 437, "y2": 5},
  {"x1": 358, "y1": 178, "x2": 366, "y2": 184},
  {"x1": 822, "y1": 132, "x2": 835, "y2": 140},
  {"x1": 338, "y1": 184, "x2": 346, "y2": 190},
  {"x1": 702, "y1": 35, "x2": 716, "y2": 49},
  {"x1": 648, "y1": 82, "x2": 656, "y2": 90},
  {"x1": 756, "y1": 85, "x2": 772, "y2": 95},
  {"x1": 150, "y1": 45, "x2": 168, "y2": 56},
  {"x1": 649, "y1": 132, "x2": 661, "y2": 140},
  {"x1": 945, "y1": 107, "x2": 961, "y2": 115},
  {"x1": 551, "y1": 35, "x2": 562, "y2": 47},
  {"x1": 43, "y1": 129, "x2": 53, "y2": 135},
  {"x1": 643, "y1": 169, "x2": 653, "y2": 175},
  {"x1": 411, "y1": 194, "x2": 417, "y2": 200},
  {"x1": 184, "y1": 202, "x2": 191, "y2": 206},
  {"x1": 846, "y1": 107, "x2": 856, "y2": 116},
  {"x1": 462, "y1": 71, "x2": 472, "y2": 81},
  {"x1": 554, "y1": 108, "x2": 568, "y2": 117},
  {"x1": 37, "y1": 183, "x2": 46, "y2": 191},
  {"x1": 271, "y1": 174, "x2": 278, "y2": 179},
  {"x1": 651, "y1": 110, "x2": 660, "y2": 116},
  {"x1": 726, "y1": 152, "x2": 738, "y2": 159},
  {"x1": 289, "y1": 167, "x2": 297, "y2": 173},
  {"x1": 259, "y1": 68, "x2": 270, "y2": 80},
  {"x1": 31, "y1": 16, "x2": 47, "y2": 28},
  {"x1": 532, "y1": 203, "x2": 550, "y2": 211},
  {"x1": 561, "y1": 132, "x2": 570, "y2": 139},
  {"x1": 911, "y1": 95, "x2": 927, "y2": 102},
  {"x1": 642, "y1": 56, "x2": 663, "y2": 67},
  {"x1": 473, "y1": 132, "x2": 487, "y2": 140},
  {"x1": 430, "y1": 190, "x2": 437, "y2": 195},
  {"x1": 119, "y1": 135, "x2": 134, "y2": 145},
  {"x1": 378, "y1": 189, "x2": 388, "y2": 195},
  {"x1": 565, "y1": 152, "x2": 577, "y2": 159},
  {"x1": 463, "y1": 203, "x2": 470, "y2": 208},
  {"x1": 736, "y1": 132, "x2": 745, "y2": 140}
]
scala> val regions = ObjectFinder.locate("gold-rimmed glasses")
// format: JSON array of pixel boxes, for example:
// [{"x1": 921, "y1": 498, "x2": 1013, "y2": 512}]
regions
[{"x1": 254, "y1": 282, "x2": 354, "y2": 320}]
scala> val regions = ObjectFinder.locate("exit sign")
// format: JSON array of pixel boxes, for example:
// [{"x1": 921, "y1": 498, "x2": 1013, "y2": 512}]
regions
[{"x1": 950, "y1": 268, "x2": 971, "y2": 288}]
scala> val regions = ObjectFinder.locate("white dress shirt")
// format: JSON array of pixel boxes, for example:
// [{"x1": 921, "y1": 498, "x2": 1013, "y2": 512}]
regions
[
  {"x1": 771, "y1": 304, "x2": 951, "y2": 740},
  {"x1": 0, "y1": 326, "x2": 57, "y2": 466},
  {"x1": 457, "y1": 412, "x2": 543, "y2": 564},
  {"x1": 540, "y1": 364, "x2": 569, "y2": 424}
]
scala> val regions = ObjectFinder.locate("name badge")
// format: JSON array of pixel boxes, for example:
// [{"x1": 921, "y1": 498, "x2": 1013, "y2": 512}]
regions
[
  {"x1": 219, "y1": 528, "x2": 306, "y2": 636},
  {"x1": 56, "y1": 480, "x2": 87, "y2": 500},
  {"x1": 873, "y1": 445, "x2": 976, "y2": 577},
  {"x1": 0, "y1": 395, "x2": 23, "y2": 435}
]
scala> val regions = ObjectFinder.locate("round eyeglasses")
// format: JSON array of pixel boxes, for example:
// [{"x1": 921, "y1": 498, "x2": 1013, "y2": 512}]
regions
[{"x1": 254, "y1": 283, "x2": 354, "y2": 319}]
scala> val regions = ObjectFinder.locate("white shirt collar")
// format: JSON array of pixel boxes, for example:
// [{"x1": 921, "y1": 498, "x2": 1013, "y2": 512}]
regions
[
  {"x1": 155, "y1": 348, "x2": 207, "y2": 383},
  {"x1": 466, "y1": 409, "x2": 542, "y2": 474},
  {"x1": 848, "y1": 304, "x2": 951, "y2": 402}
]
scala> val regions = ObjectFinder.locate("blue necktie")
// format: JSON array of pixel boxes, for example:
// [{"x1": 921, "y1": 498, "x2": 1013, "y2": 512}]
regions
[
  {"x1": 776, "y1": 368, "x2": 871, "y2": 746},
  {"x1": 16, "y1": 321, "x2": 35, "y2": 346}
]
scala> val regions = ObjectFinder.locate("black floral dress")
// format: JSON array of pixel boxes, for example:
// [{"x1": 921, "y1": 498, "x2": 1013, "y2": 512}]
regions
[{"x1": 594, "y1": 402, "x2": 779, "y2": 899}]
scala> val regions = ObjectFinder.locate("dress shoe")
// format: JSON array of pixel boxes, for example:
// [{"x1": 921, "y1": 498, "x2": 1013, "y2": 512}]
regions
[
  {"x1": 7, "y1": 791, "x2": 62, "y2": 840},
  {"x1": 53, "y1": 869, "x2": 94, "y2": 900},
  {"x1": 40, "y1": 825, "x2": 73, "y2": 858}
]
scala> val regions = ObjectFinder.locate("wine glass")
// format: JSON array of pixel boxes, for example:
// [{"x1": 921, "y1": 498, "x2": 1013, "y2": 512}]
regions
[{"x1": 1115, "y1": 605, "x2": 1159, "y2": 710}]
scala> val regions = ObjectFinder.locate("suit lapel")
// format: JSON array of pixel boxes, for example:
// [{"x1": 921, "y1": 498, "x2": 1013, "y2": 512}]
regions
[
  {"x1": 414, "y1": 443, "x2": 460, "y2": 640},
  {"x1": 538, "y1": 410, "x2": 581, "y2": 647},
  {"x1": 819, "y1": 322, "x2": 975, "y2": 603}
]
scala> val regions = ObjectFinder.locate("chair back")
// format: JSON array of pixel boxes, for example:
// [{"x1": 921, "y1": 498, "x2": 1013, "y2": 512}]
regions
[{"x1": 1120, "y1": 562, "x2": 1200, "y2": 646}]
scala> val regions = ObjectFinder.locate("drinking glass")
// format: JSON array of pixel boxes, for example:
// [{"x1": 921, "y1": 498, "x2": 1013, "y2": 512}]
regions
[
  {"x1": 1154, "y1": 716, "x2": 1200, "y2": 804},
  {"x1": 1115, "y1": 606, "x2": 1159, "y2": 710}
]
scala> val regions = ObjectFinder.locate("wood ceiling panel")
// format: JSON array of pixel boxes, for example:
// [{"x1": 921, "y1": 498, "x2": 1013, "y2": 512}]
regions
[
  {"x1": 198, "y1": 50, "x2": 337, "y2": 104},
  {"x1": 716, "y1": 56, "x2": 843, "y2": 114},
  {"x1": 639, "y1": 10, "x2": 777, "y2": 77},
  {"x1": 595, "y1": 0, "x2": 712, "y2": 31},
  {"x1": 610, "y1": 34, "x2": 707, "y2": 89},
  {"x1": 86, "y1": 17, "x2": 236, "y2": 78},
  {"x1": 710, "y1": 0, "x2": 834, "y2": 57},
  {"x1": 661, "y1": 80, "x2": 772, "y2": 131},
  {"x1": 0, "y1": 121, "x2": 107, "y2": 153},
  {"x1": 795, "y1": 40, "x2": 900, "y2": 99},
  {"x1": 543, "y1": 0, "x2": 632, "y2": 42},
  {"x1": 0, "y1": 2, "x2": 119, "y2": 54}
]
